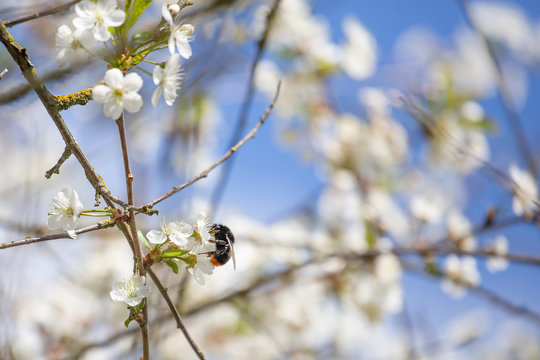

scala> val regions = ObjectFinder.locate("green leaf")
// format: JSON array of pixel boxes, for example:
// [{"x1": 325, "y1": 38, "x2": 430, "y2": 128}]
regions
[
  {"x1": 137, "y1": 229, "x2": 151, "y2": 250},
  {"x1": 133, "y1": 298, "x2": 146, "y2": 313},
  {"x1": 126, "y1": 0, "x2": 152, "y2": 31},
  {"x1": 124, "y1": 317, "x2": 132, "y2": 327},
  {"x1": 165, "y1": 260, "x2": 179, "y2": 274},
  {"x1": 131, "y1": 31, "x2": 156, "y2": 45},
  {"x1": 161, "y1": 248, "x2": 190, "y2": 258}
]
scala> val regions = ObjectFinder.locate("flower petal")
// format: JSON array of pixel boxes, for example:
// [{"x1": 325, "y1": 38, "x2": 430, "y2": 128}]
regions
[
  {"x1": 122, "y1": 92, "x2": 143, "y2": 113},
  {"x1": 123, "y1": 72, "x2": 143, "y2": 92},
  {"x1": 147, "y1": 230, "x2": 167, "y2": 244},
  {"x1": 106, "y1": 9, "x2": 126, "y2": 27},
  {"x1": 104, "y1": 100, "x2": 123, "y2": 119},
  {"x1": 92, "y1": 85, "x2": 112, "y2": 103},
  {"x1": 104, "y1": 68, "x2": 124, "y2": 88},
  {"x1": 151, "y1": 86, "x2": 162, "y2": 107}
]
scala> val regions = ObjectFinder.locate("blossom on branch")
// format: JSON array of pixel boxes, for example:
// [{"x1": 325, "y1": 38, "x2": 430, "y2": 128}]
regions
[
  {"x1": 193, "y1": 211, "x2": 215, "y2": 252},
  {"x1": 187, "y1": 253, "x2": 215, "y2": 285},
  {"x1": 47, "y1": 188, "x2": 84, "y2": 236},
  {"x1": 152, "y1": 54, "x2": 183, "y2": 107},
  {"x1": 340, "y1": 17, "x2": 377, "y2": 80},
  {"x1": 110, "y1": 275, "x2": 151, "y2": 306},
  {"x1": 161, "y1": 0, "x2": 181, "y2": 25},
  {"x1": 509, "y1": 164, "x2": 538, "y2": 219},
  {"x1": 55, "y1": 25, "x2": 94, "y2": 68},
  {"x1": 92, "y1": 68, "x2": 143, "y2": 119},
  {"x1": 147, "y1": 219, "x2": 193, "y2": 246},
  {"x1": 486, "y1": 235, "x2": 509, "y2": 273},
  {"x1": 441, "y1": 255, "x2": 481, "y2": 299},
  {"x1": 73, "y1": 0, "x2": 126, "y2": 42},
  {"x1": 168, "y1": 23, "x2": 194, "y2": 59}
]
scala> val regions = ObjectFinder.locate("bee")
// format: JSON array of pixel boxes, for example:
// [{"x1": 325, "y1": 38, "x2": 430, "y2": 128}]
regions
[{"x1": 209, "y1": 224, "x2": 236, "y2": 270}]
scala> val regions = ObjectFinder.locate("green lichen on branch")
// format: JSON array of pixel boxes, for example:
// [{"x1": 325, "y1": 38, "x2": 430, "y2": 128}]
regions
[{"x1": 55, "y1": 88, "x2": 93, "y2": 111}]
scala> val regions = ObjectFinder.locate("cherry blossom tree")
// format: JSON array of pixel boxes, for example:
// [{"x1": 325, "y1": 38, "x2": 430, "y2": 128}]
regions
[{"x1": 1, "y1": 0, "x2": 540, "y2": 359}]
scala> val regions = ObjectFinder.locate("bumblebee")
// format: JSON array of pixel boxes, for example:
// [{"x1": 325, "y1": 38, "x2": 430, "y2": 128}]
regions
[{"x1": 209, "y1": 224, "x2": 236, "y2": 269}]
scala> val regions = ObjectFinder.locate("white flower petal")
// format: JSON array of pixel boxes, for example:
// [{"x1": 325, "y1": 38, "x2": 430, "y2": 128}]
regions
[
  {"x1": 92, "y1": 85, "x2": 112, "y2": 103},
  {"x1": 123, "y1": 72, "x2": 144, "y2": 92},
  {"x1": 106, "y1": 9, "x2": 126, "y2": 27},
  {"x1": 122, "y1": 92, "x2": 143, "y2": 113},
  {"x1": 151, "y1": 86, "x2": 163, "y2": 107},
  {"x1": 153, "y1": 66, "x2": 164, "y2": 85},
  {"x1": 104, "y1": 68, "x2": 124, "y2": 88},
  {"x1": 147, "y1": 230, "x2": 167, "y2": 244},
  {"x1": 176, "y1": 39, "x2": 192, "y2": 59},
  {"x1": 104, "y1": 101, "x2": 123, "y2": 119}
]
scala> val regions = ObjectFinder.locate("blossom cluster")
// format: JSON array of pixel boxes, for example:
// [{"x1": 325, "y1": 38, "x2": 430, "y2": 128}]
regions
[
  {"x1": 145, "y1": 212, "x2": 218, "y2": 285},
  {"x1": 54, "y1": 0, "x2": 195, "y2": 119}
]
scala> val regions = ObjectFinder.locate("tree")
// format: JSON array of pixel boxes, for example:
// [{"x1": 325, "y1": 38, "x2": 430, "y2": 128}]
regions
[{"x1": 1, "y1": 0, "x2": 539, "y2": 359}]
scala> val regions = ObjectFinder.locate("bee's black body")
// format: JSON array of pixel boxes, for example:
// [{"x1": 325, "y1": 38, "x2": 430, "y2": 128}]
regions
[{"x1": 210, "y1": 224, "x2": 235, "y2": 267}]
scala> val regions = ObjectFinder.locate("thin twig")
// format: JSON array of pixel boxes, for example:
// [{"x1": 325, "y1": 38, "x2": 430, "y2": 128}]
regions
[
  {"x1": 45, "y1": 145, "x2": 72, "y2": 178},
  {"x1": 0, "y1": 63, "x2": 88, "y2": 104},
  {"x1": 0, "y1": 68, "x2": 7, "y2": 79},
  {"x1": 147, "y1": 268, "x2": 205, "y2": 360},
  {"x1": 209, "y1": 0, "x2": 282, "y2": 216},
  {"x1": 115, "y1": 112, "x2": 149, "y2": 360},
  {"x1": 140, "y1": 81, "x2": 281, "y2": 210},
  {"x1": 4, "y1": 0, "x2": 81, "y2": 27},
  {"x1": 456, "y1": 0, "x2": 536, "y2": 174},
  {"x1": 404, "y1": 262, "x2": 540, "y2": 326},
  {"x1": 0, "y1": 221, "x2": 115, "y2": 250}
]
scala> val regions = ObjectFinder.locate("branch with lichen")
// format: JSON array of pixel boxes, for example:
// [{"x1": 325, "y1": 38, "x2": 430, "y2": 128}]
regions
[
  {"x1": 0, "y1": 21, "x2": 127, "y2": 208},
  {"x1": 55, "y1": 85, "x2": 98, "y2": 110}
]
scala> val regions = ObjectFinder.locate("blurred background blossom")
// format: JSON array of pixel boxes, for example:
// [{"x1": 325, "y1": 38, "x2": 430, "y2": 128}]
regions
[{"x1": 1, "y1": 0, "x2": 540, "y2": 359}]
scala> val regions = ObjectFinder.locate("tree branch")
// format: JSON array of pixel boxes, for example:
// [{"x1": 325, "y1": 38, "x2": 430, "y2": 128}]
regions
[
  {"x1": 0, "y1": 22, "x2": 127, "y2": 209},
  {"x1": 115, "y1": 112, "x2": 149, "y2": 360},
  {"x1": 147, "y1": 268, "x2": 205, "y2": 360},
  {"x1": 139, "y1": 81, "x2": 281, "y2": 210},
  {"x1": 4, "y1": 0, "x2": 81, "y2": 27},
  {"x1": 0, "y1": 221, "x2": 115, "y2": 250}
]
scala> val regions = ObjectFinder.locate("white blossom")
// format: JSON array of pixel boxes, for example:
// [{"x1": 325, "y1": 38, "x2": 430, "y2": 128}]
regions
[
  {"x1": 373, "y1": 253, "x2": 402, "y2": 286},
  {"x1": 152, "y1": 54, "x2": 182, "y2": 107},
  {"x1": 469, "y1": 1, "x2": 536, "y2": 62},
  {"x1": 441, "y1": 255, "x2": 481, "y2": 299},
  {"x1": 446, "y1": 209, "x2": 476, "y2": 251},
  {"x1": 195, "y1": 211, "x2": 215, "y2": 251},
  {"x1": 47, "y1": 188, "x2": 84, "y2": 236},
  {"x1": 55, "y1": 25, "x2": 93, "y2": 68},
  {"x1": 110, "y1": 275, "x2": 151, "y2": 306},
  {"x1": 188, "y1": 254, "x2": 215, "y2": 285},
  {"x1": 168, "y1": 23, "x2": 194, "y2": 59},
  {"x1": 147, "y1": 220, "x2": 193, "y2": 246},
  {"x1": 92, "y1": 68, "x2": 143, "y2": 119},
  {"x1": 73, "y1": 0, "x2": 126, "y2": 42},
  {"x1": 410, "y1": 193, "x2": 444, "y2": 224},
  {"x1": 161, "y1": 0, "x2": 180, "y2": 25},
  {"x1": 486, "y1": 235, "x2": 509, "y2": 273},
  {"x1": 340, "y1": 17, "x2": 377, "y2": 80},
  {"x1": 355, "y1": 274, "x2": 403, "y2": 321},
  {"x1": 509, "y1": 164, "x2": 538, "y2": 218}
]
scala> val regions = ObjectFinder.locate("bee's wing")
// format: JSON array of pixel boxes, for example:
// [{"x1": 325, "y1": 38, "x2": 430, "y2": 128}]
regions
[{"x1": 226, "y1": 232, "x2": 236, "y2": 270}]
